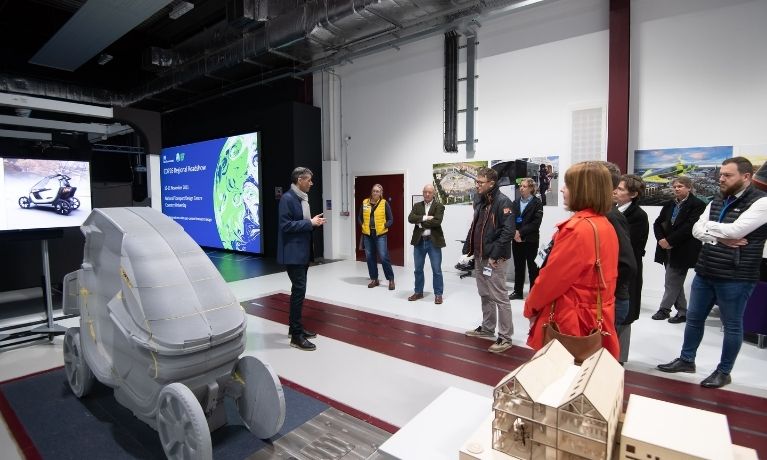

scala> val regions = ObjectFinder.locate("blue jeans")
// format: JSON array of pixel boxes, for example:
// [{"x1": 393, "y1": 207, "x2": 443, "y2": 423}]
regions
[
  {"x1": 363, "y1": 234, "x2": 394, "y2": 281},
  {"x1": 615, "y1": 298, "x2": 630, "y2": 326},
  {"x1": 680, "y1": 275, "x2": 756, "y2": 374},
  {"x1": 413, "y1": 238, "x2": 443, "y2": 295}
]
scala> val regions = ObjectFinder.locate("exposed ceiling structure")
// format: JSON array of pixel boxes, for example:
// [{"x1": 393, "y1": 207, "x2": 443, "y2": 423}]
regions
[{"x1": 0, "y1": 0, "x2": 550, "y2": 143}]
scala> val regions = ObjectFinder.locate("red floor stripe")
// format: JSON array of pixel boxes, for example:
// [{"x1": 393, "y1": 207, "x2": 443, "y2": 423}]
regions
[
  {"x1": 0, "y1": 369, "x2": 57, "y2": 460},
  {"x1": 246, "y1": 293, "x2": 767, "y2": 457}
]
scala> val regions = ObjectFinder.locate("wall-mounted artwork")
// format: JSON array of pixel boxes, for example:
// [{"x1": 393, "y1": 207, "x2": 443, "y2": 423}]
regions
[
  {"x1": 734, "y1": 144, "x2": 767, "y2": 173},
  {"x1": 633, "y1": 146, "x2": 733, "y2": 205},
  {"x1": 490, "y1": 156, "x2": 559, "y2": 206},
  {"x1": 432, "y1": 161, "x2": 487, "y2": 205}
]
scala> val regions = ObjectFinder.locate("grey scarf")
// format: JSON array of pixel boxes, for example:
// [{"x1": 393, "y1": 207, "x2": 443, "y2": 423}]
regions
[{"x1": 291, "y1": 183, "x2": 311, "y2": 220}]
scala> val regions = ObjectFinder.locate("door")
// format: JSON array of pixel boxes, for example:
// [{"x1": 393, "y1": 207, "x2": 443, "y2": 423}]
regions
[{"x1": 354, "y1": 174, "x2": 405, "y2": 266}]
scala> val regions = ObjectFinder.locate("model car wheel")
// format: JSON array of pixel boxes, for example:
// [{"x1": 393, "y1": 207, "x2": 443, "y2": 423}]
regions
[
  {"x1": 63, "y1": 328, "x2": 95, "y2": 398},
  {"x1": 54, "y1": 200, "x2": 71, "y2": 215},
  {"x1": 69, "y1": 197, "x2": 80, "y2": 209},
  {"x1": 233, "y1": 355, "x2": 286, "y2": 439},
  {"x1": 18, "y1": 196, "x2": 31, "y2": 208},
  {"x1": 157, "y1": 383, "x2": 212, "y2": 460}
]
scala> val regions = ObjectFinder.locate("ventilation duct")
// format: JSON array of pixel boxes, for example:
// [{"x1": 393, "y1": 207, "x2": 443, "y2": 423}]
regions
[
  {"x1": 443, "y1": 31, "x2": 458, "y2": 153},
  {"x1": 1, "y1": 0, "x2": 547, "y2": 110}
]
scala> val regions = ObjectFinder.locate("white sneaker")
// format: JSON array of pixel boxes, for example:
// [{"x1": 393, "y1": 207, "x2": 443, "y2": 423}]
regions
[{"x1": 488, "y1": 338, "x2": 512, "y2": 353}]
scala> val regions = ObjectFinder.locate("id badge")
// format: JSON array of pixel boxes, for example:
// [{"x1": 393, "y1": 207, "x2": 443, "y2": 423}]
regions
[{"x1": 483, "y1": 265, "x2": 492, "y2": 277}]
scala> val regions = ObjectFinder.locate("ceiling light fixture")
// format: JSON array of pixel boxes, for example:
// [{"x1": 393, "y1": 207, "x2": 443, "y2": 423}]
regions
[{"x1": 169, "y1": 1, "x2": 194, "y2": 20}]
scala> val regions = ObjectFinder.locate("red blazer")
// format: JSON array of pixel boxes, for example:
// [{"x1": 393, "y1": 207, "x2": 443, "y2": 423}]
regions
[{"x1": 524, "y1": 209, "x2": 621, "y2": 359}]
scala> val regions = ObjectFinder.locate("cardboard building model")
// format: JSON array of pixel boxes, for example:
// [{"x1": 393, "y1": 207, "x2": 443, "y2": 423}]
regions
[{"x1": 492, "y1": 340, "x2": 624, "y2": 460}]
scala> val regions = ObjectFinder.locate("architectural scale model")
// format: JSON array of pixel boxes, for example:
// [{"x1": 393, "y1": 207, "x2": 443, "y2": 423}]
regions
[
  {"x1": 61, "y1": 207, "x2": 285, "y2": 460},
  {"x1": 491, "y1": 340, "x2": 624, "y2": 460},
  {"x1": 619, "y1": 394, "x2": 758, "y2": 460}
]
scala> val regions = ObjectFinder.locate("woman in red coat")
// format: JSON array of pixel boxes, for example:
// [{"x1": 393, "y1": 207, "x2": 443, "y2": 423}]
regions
[{"x1": 524, "y1": 161, "x2": 621, "y2": 359}]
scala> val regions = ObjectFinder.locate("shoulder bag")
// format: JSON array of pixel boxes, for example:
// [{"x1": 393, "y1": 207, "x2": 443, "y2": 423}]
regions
[{"x1": 542, "y1": 218, "x2": 608, "y2": 364}]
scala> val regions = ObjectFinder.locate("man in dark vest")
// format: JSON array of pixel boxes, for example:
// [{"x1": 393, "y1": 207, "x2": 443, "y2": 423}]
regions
[
  {"x1": 658, "y1": 157, "x2": 767, "y2": 388},
  {"x1": 651, "y1": 176, "x2": 707, "y2": 323}
]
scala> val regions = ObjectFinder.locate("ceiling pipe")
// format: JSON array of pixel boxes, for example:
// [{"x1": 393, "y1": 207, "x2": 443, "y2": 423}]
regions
[{"x1": 0, "y1": 0, "x2": 549, "y2": 110}]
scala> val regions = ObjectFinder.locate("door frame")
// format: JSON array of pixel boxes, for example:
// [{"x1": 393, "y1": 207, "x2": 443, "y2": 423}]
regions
[{"x1": 350, "y1": 169, "x2": 409, "y2": 266}]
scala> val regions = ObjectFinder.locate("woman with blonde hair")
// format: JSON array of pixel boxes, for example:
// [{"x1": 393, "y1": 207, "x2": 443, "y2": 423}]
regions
[
  {"x1": 524, "y1": 161, "x2": 621, "y2": 359},
  {"x1": 358, "y1": 183, "x2": 395, "y2": 290}
]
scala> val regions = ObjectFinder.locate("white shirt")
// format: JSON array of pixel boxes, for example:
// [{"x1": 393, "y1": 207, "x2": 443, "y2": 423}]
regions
[
  {"x1": 693, "y1": 195, "x2": 767, "y2": 257},
  {"x1": 421, "y1": 200, "x2": 432, "y2": 237},
  {"x1": 617, "y1": 202, "x2": 631, "y2": 213}
]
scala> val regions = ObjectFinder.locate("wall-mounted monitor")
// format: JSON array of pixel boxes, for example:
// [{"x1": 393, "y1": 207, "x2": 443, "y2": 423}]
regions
[
  {"x1": 160, "y1": 132, "x2": 262, "y2": 253},
  {"x1": 1, "y1": 158, "x2": 92, "y2": 232}
]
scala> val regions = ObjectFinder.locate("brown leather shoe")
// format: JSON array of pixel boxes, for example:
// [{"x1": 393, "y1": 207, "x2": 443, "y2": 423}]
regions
[
  {"x1": 388, "y1": 280, "x2": 395, "y2": 290},
  {"x1": 368, "y1": 279, "x2": 380, "y2": 288},
  {"x1": 408, "y1": 293, "x2": 424, "y2": 301},
  {"x1": 434, "y1": 295, "x2": 443, "y2": 304}
]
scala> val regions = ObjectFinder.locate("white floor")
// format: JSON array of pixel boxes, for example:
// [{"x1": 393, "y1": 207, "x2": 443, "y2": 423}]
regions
[{"x1": 1, "y1": 260, "x2": 765, "y2": 459}]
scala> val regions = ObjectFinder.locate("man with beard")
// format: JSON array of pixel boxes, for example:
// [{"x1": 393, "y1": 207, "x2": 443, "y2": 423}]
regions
[{"x1": 658, "y1": 157, "x2": 767, "y2": 388}]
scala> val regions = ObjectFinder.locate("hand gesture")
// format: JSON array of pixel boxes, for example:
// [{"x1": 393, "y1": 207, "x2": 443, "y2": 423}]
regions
[{"x1": 311, "y1": 213, "x2": 326, "y2": 227}]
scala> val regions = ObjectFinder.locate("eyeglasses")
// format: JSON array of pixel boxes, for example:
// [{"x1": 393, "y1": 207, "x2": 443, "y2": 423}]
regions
[{"x1": 475, "y1": 179, "x2": 489, "y2": 185}]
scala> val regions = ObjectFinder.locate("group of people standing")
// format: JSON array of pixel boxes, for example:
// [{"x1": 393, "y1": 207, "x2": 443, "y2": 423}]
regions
[{"x1": 276, "y1": 158, "x2": 767, "y2": 390}]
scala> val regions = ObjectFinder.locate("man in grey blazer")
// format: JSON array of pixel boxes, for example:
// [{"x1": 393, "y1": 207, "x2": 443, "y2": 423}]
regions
[{"x1": 407, "y1": 184, "x2": 446, "y2": 304}]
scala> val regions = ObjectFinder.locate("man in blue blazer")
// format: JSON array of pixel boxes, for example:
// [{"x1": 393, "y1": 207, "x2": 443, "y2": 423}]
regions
[{"x1": 277, "y1": 167, "x2": 326, "y2": 351}]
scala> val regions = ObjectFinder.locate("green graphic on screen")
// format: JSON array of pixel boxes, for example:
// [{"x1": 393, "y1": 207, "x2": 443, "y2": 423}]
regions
[{"x1": 213, "y1": 133, "x2": 260, "y2": 250}]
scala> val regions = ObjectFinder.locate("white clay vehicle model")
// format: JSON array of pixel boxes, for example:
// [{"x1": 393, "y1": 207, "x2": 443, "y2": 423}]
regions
[{"x1": 62, "y1": 207, "x2": 284, "y2": 459}]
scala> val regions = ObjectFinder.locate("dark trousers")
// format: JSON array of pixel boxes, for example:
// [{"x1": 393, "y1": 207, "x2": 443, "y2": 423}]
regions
[
  {"x1": 286, "y1": 264, "x2": 308, "y2": 336},
  {"x1": 512, "y1": 240, "x2": 539, "y2": 293}
]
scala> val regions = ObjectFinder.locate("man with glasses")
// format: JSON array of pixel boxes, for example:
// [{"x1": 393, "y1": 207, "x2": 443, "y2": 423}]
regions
[
  {"x1": 277, "y1": 167, "x2": 326, "y2": 351},
  {"x1": 658, "y1": 157, "x2": 767, "y2": 388},
  {"x1": 463, "y1": 167, "x2": 516, "y2": 353}
]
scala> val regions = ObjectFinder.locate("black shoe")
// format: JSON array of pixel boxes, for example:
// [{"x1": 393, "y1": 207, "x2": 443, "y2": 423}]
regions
[
  {"x1": 657, "y1": 358, "x2": 695, "y2": 373},
  {"x1": 668, "y1": 314, "x2": 686, "y2": 324},
  {"x1": 652, "y1": 310, "x2": 670, "y2": 320},
  {"x1": 701, "y1": 370, "x2": 731, "y2": 389},
  {"x1": 287, "y1": 329, "x2": 317, "y2": 339},
  {"x1": 290, "y1": 335, "x2": 316, "y2": 351},
  {"x1": 509, "y1": 291, "x2": 523, "y2": 300},
  {"x1": 302, "y1": 329, "x2": 317, "y2": 339}
]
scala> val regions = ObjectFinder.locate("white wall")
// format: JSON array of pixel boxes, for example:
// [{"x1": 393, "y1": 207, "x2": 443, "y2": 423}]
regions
[
  {"x1": 630, "y1": 0, "x2": 767, "y2": 295},
  {"x1": 319, "y1": 0, "x2": 610, "y2": 269}
]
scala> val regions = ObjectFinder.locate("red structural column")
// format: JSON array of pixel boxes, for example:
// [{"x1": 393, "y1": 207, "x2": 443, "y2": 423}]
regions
[{"x1": 607, "y1": 0, "x2": 630, "y2": 173}]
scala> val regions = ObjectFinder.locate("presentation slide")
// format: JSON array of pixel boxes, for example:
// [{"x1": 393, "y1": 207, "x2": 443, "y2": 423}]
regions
[
  {"x1": 160, "y1": 132, "x2": 262, "y2": 253},
  {"x1": 1, "y1": 158, "x2": 92, "y2": 232}
]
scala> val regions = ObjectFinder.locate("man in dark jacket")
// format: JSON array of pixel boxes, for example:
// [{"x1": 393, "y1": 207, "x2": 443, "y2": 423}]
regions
[
  {"x1": 510, "y1": 177, "x2": 544, "y2": 299},
  {"x1": 652, "y1": 176, "x2": 706, "y2": 323},
  {"x1": 462, "y1": 167, "x2": 516, "y2": 353},
  {"x1": 277, "y1": 167, "x2": 326, "y2": 351},
  {"x1": 599, "y1": 162, "x2": 638, "y2": 331}
]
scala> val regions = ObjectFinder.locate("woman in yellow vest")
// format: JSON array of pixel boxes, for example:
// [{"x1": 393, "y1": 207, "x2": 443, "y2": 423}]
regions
[{"x1": 358, "y1": 184, "x2": 395, "y2": 290}]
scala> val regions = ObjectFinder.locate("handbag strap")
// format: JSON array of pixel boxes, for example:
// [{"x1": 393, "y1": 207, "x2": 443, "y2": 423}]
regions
[{"x1": 548, "y1": 217, "x2": 605, "y2": 331}]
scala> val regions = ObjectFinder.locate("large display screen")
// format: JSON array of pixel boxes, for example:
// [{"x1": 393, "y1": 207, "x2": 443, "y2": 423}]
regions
[
  {"x1": 1, "y1": 158, "x2": 92, "y2": 232},
  {"x1": 160, "y1": 132, "x2": 262, "y2": 253}
]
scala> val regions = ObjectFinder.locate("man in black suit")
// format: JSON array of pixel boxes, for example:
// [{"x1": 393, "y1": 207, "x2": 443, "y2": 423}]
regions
[
  {"x1": 652, "y1": 176, "x2": 707, "y2": 323},
  {"x1": 510, "y1": 178, "x2": 543, "y2": 299}
]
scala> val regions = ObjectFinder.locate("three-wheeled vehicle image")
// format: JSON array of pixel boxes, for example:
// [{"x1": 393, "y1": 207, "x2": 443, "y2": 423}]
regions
[
  {"x1": 62, "y1": 208, "x2": 285, "y2": 460},
  {"x1": 18, "y1": 173, "x2": 80, "y2": 215}
]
